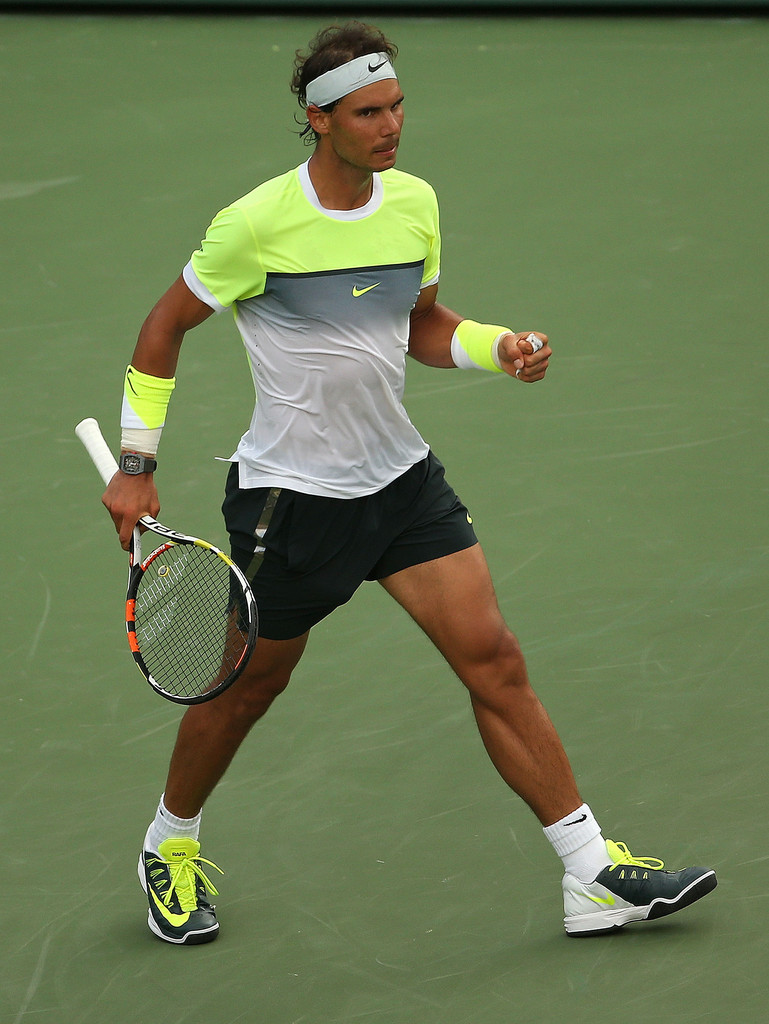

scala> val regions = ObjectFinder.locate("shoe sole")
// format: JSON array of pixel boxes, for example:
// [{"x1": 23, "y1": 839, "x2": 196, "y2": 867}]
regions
[
  {"x1": 144, "y1": 910, "x2": 219, "y2": 945},
  {"x1": 565, "y1": 869, "x2": 717, "y2": 936},
  {"x1": 138, "y1": 854, "x2": 219, "y2": 945}
]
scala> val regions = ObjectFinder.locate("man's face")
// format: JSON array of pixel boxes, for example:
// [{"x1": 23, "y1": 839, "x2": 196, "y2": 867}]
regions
[{"x1": 320, "y1": 79, "x2": 405, "y2": 173}]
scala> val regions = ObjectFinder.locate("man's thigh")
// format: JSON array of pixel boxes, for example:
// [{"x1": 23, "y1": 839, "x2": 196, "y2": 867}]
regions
[{"x1": 378, "y1": 543, "x2": 510, "y2": 668}]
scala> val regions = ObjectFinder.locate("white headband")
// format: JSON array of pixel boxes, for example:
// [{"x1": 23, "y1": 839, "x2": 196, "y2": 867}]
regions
[{"x1": 305, "y1": 52, "x2": 398, "y2": 108}]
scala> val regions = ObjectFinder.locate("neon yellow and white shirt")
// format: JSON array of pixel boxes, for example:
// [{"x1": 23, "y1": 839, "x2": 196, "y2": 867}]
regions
[{"x1": 183, "y1": 160, "x2": 441, "y2": 498}]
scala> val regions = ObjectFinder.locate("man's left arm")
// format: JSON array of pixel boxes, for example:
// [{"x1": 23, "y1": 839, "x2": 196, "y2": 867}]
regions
[{"x1": 408, "y1": 284, "x2": 551, "y2": 382}]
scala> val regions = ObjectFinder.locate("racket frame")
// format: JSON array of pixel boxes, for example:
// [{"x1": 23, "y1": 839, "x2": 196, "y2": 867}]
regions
[{"x1": 75, "y1": 417, "x2": 258, "y2": 705}]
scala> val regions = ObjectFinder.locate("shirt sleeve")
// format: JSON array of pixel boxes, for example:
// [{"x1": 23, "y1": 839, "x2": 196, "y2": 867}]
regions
[
  {"x1": 421, "y1": 186, "x2": 441, "y2": 288},
  {"x1": 188, "y1": 203, "x2": 266, "y2": 309}
]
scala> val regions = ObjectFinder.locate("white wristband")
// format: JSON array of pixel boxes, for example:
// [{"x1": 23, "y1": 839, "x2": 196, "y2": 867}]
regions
[
  {"x1": 121, "y1": 426, "x2": 163, "y2": 456},
  {"x1": 491, "y1": 334, "x2": 505, "y2": 370}
]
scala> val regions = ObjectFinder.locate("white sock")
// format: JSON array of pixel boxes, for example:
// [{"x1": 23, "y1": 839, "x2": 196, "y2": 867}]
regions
[
  {"x1": 143, "y1": 794, "x2": 202, "y2": 856},
  {"x1": 543, "y1": 803, "x2": 612, "y2": 882}
]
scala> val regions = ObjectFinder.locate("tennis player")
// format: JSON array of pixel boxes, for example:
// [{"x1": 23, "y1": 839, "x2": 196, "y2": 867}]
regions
[{"x1": 103, "y1": 22, "x2": 716, "y2": 945}]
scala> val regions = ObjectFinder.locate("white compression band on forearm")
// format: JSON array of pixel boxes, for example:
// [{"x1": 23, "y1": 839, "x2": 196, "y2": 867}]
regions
[
  {"x1": 120, "y1": 426, "x2": 164, "y2": 456},
  {"x1": 450, "y1": 319, "x2": 512, "y2": 372}
]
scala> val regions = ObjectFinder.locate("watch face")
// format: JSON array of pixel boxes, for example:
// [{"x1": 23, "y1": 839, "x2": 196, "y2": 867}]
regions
[{"x1": 121, "y1": 454, "x2": 142, "y2": 474}]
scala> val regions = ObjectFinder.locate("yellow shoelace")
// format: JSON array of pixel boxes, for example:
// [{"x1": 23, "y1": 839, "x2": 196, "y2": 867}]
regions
[
  {"x1": 607, "y1": 840, "x2": 665, "y2": 873},
  {"x1": 155, "y1": 854, "x2": 224, "y2": 912}
]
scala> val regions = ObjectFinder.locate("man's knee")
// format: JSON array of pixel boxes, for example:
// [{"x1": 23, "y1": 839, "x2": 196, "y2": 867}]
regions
[
  {"x1": 231, "y1": 660, "x2": 291, "y2": 718},
  {"x1": 222, "y1": 634, "x2": 307, "y2": 721},
  {"x1": 458, "y1": 626, "x2": 529, "y2": 702}
]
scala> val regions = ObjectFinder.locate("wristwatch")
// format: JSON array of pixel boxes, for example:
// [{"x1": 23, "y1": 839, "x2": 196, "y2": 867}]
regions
[{"x1": 119, "y1": 452, "x2": 158, "y2": 475}]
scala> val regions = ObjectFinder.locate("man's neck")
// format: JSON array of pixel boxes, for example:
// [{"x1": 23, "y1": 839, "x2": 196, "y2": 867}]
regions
[{"x1": 307, "y1": 151, "x2": 374, "y2": 211}]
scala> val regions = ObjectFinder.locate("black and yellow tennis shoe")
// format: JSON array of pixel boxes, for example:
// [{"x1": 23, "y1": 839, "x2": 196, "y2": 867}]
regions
[
  {"x1": 138, "y1": 838, "x2": 223, "y2": 944},
  {"x1": 563, "y1": 839, "x2": 717, "y2": 936}
]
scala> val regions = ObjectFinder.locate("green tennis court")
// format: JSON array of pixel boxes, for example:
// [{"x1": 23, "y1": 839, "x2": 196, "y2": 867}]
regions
[{"x1": 2, "y1": 10, "x2": 767, "y2": 1022}]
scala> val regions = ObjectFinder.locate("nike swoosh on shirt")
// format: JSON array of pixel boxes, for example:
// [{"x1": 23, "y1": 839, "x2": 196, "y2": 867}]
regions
[{"x1": 352, "y1": 283, "x2": 381, "y2": 297}]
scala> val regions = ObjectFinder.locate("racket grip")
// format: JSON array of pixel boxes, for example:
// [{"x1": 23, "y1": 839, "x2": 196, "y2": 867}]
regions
[{"x1": 75, "y1": 417, "x2": 120, "y2": 485}]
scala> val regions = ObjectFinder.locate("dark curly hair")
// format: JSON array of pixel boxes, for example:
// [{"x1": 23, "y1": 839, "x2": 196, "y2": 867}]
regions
[{"x1": 290, "y1": 22, "x2": 398, "y2": 145}]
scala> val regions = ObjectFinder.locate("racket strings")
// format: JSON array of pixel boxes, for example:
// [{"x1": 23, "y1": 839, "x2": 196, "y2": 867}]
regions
[{"x1": 133, "y1": 544, "x2": 250, "y2": 700}]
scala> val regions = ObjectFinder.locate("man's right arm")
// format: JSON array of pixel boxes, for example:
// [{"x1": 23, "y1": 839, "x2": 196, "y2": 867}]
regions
[{"x1": 102, "y1": 275, "x2": 215, "y2": 549}]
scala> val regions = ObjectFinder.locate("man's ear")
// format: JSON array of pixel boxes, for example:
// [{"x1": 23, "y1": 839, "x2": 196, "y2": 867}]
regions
[{"x1": 306, "y1": 104, "x2": 331, "y2": 136}]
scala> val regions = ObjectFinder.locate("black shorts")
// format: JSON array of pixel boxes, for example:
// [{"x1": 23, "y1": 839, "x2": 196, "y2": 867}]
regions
[{"x1": 222, "y1": 452, "x2": 477, "y2": 640}]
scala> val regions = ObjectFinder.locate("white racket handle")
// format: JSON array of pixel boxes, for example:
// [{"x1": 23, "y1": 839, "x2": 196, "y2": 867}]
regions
[
  {"x1": 526, "y1": 333, "x2": 543, "y2": 353},
  {"x1": 75, "y1": 417, "x2": 120, "y2": 485}
]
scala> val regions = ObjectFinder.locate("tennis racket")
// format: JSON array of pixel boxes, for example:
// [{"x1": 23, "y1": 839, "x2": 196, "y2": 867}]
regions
[{"x1": 75, "y1": 417, "x2": 258, "y2": 705}]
